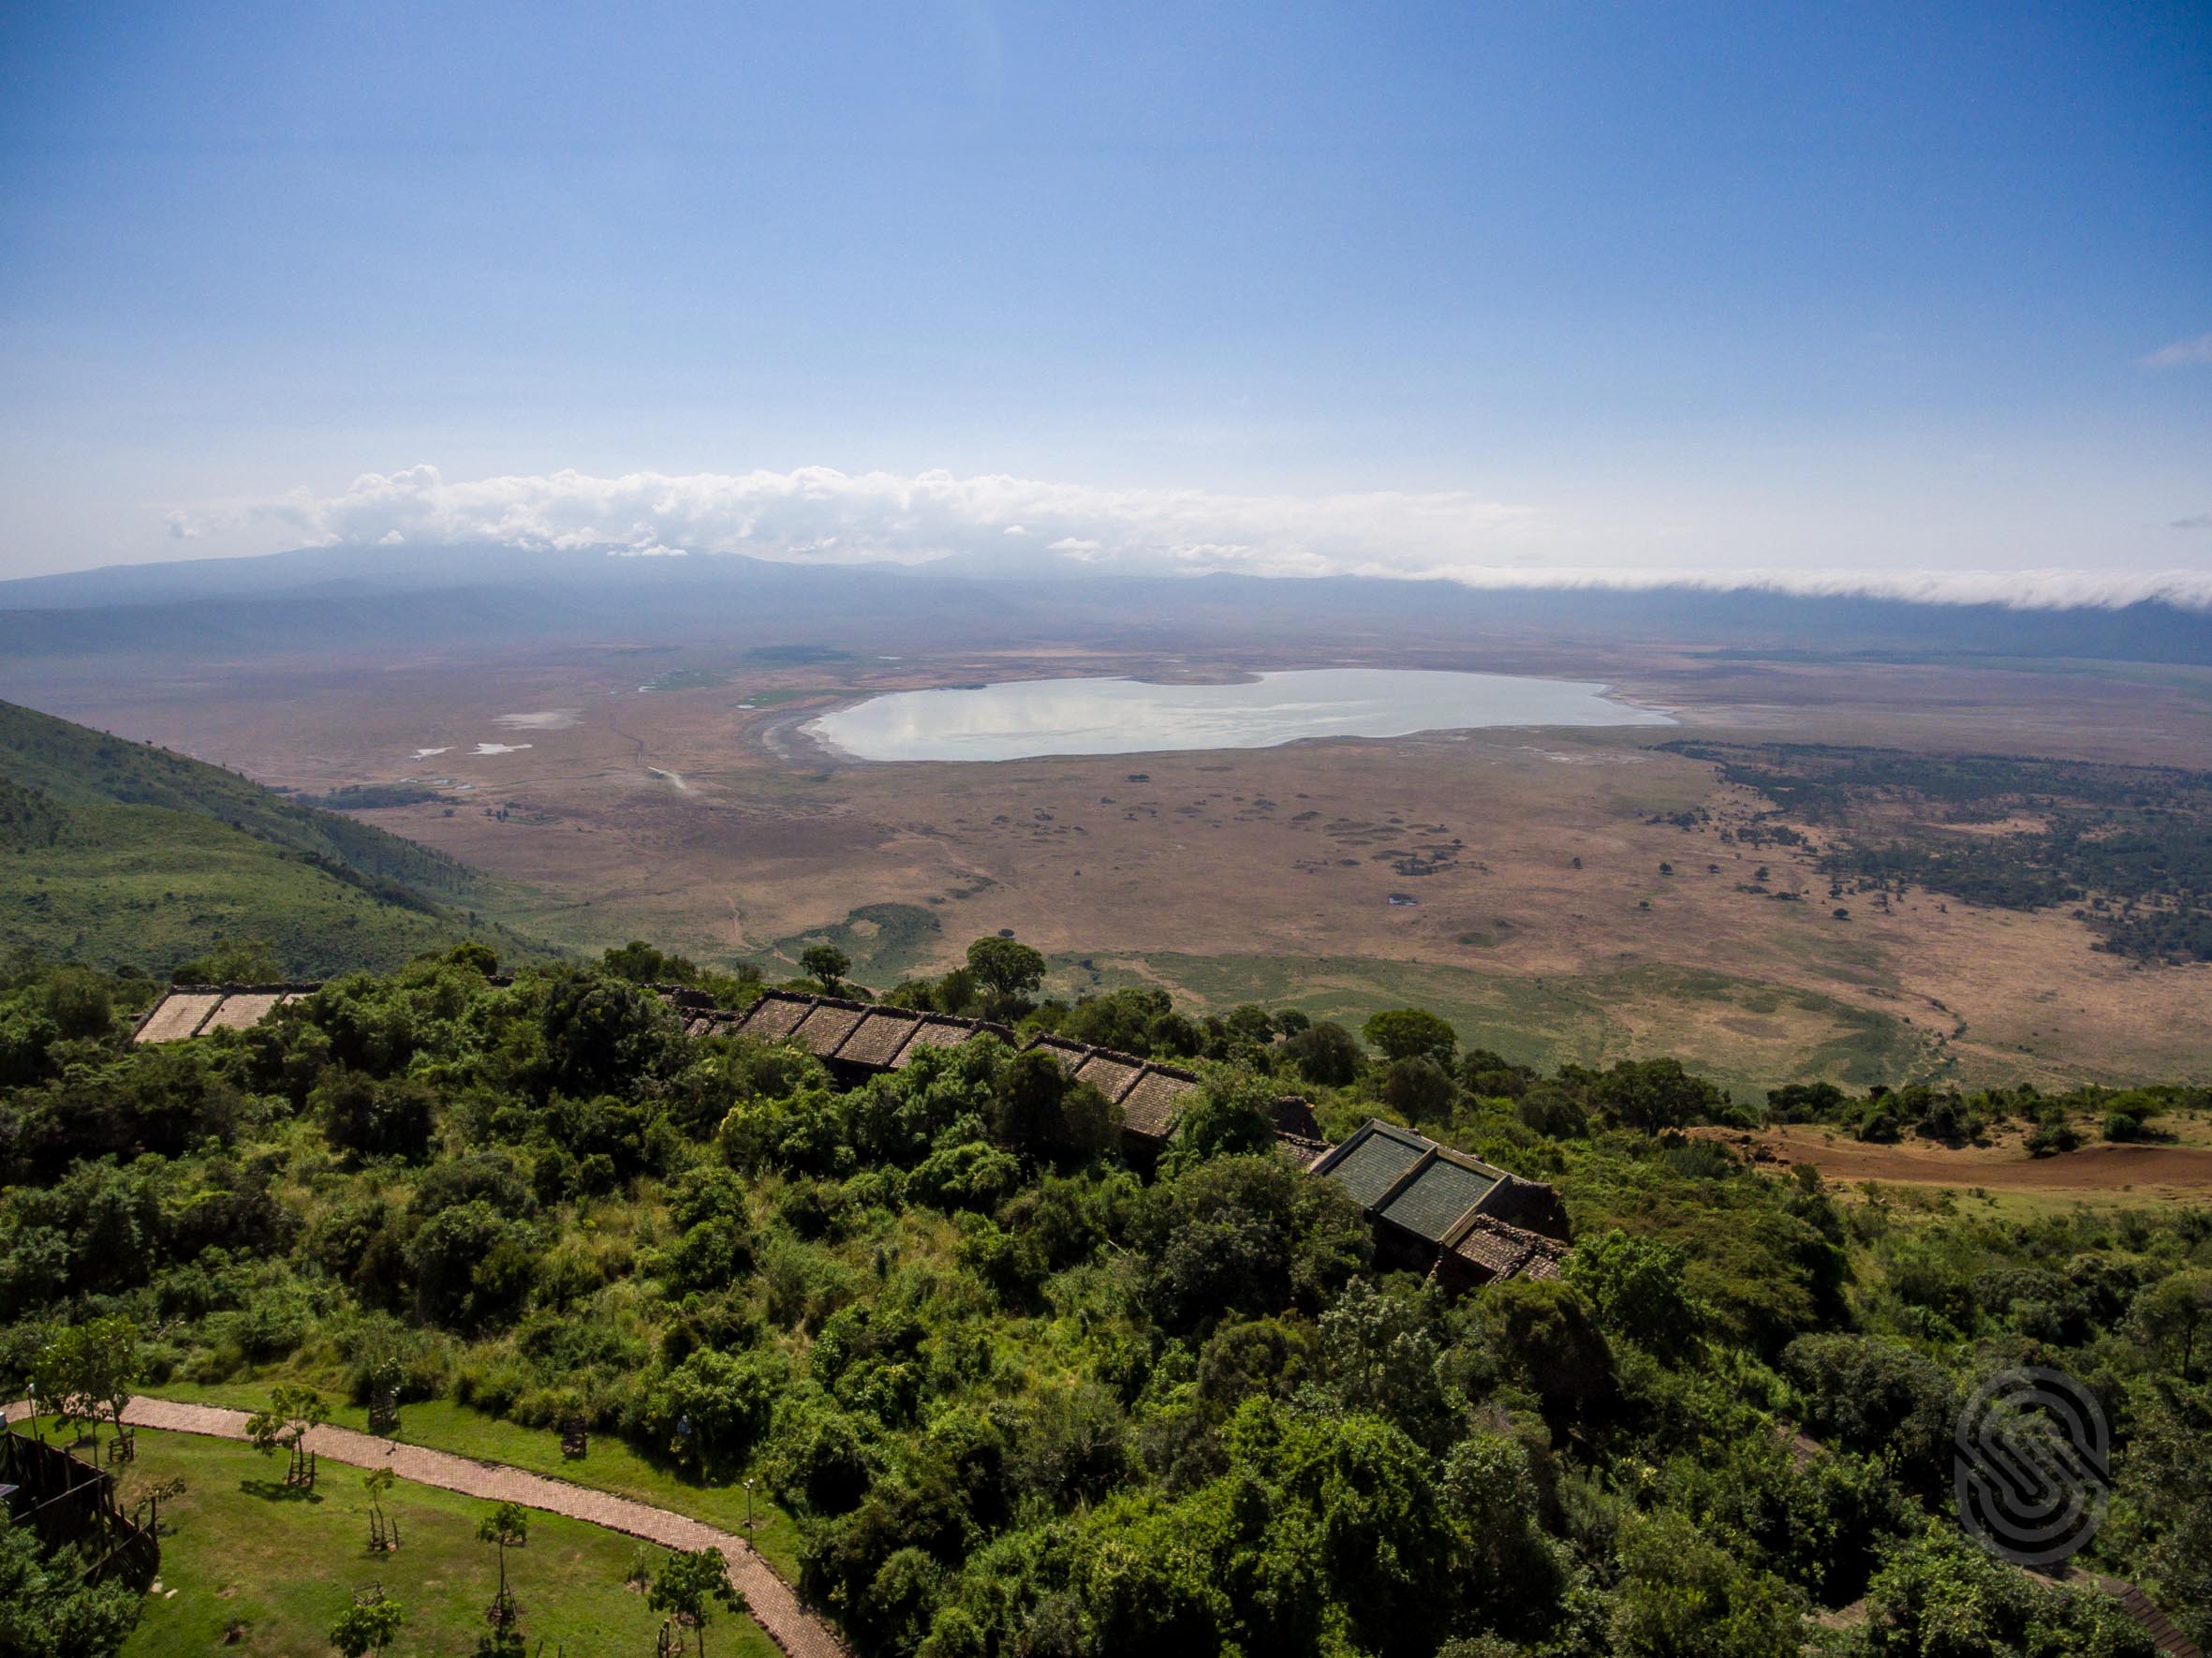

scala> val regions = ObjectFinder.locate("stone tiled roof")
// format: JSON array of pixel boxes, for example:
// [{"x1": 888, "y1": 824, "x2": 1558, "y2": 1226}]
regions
[
  {"x1": 889, "y1": 1016, "x2": 981, "y2": 1065},
  {"x1": 732, "y1": 992, "x2": 816, "y2": 1042},
  {"x1": 1008, "y1": 1033, "x2": 1201, "y2": 1142},
  {"x1": 1025, "y1": 1035, "x2": 1093, "y2": 1065},
  {"x1": 1450, "y1": 1213, "x2": 1571, "y2": 1282},
  {"x1": 1117, "y1": 1067, "x2": 1200, "y2": 1140},
  {"x1": 788, "y1": 1000, "x2": 869, "y2": 1058},
  {"x1": 838, "y1": 1008, "x2": 925, "y2": 1067},
  {"x1": 135, "y1": 991, "x2": 226, "y2": 1044},
  {"x1": 134, "y1": 969, "x2": 1582, "y2": 1290},
  {"x1": 709, "y1": 990, "x2": 1012, "y2": 1071},
  {"x1": 1068, "y1": 1051, "x2": 1141, "y2": 1102}
]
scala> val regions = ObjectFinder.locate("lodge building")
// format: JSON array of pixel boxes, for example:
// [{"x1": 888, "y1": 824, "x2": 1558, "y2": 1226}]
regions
[{"x1": 136, "y1": 981, "x2": 1572, "y2": 1285}]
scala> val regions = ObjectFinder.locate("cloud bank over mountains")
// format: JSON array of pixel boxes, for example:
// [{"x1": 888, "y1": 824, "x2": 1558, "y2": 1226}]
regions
[{"x1": 171, "y1": 464, "x2": 2212, "y2": 612}]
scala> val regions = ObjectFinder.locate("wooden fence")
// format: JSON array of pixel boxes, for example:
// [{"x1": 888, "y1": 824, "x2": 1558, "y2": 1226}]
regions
[{"x1": 1, "y1": 1428, "x2": 160, "y2": 1590}]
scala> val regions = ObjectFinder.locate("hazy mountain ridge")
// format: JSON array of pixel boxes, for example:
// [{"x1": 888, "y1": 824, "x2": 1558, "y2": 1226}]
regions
[{"x1": 3, "y1": 543, "x2": 2209, "y2": 664}]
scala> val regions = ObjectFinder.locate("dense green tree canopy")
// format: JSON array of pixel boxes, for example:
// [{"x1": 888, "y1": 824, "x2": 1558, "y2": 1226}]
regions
[{"x1": 0, "y1": 951, "x2": 2205, "y2": 1657}]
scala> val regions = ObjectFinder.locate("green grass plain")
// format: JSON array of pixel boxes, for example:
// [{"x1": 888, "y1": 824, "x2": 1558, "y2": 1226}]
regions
[
  {"x1": 1052, "y1": 948, "x2": 1936, "y2": 1100},
  {"x1": 770, "y1": 900, "x2": 948, "y2": 985},
  {"x1": 97, "y1": 1428, "x2": 782, "y2": 1658},
  {"x1": 142, "y1": 1384, "x2": 804, "y2": 1584}
]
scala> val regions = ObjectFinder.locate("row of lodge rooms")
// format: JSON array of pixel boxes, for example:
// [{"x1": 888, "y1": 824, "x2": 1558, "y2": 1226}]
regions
[{"x1": 137, "y1": 982, "x2": 1573, "y2": 1286}]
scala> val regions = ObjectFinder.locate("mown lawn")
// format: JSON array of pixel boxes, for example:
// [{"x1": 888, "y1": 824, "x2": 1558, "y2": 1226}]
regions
[
  {"x1": 105, "y1": 1428, "x2": 781, "y2": 1658},
  {"x1": 142, "y1": 1384, "x2": 804, "y2": 1581}
]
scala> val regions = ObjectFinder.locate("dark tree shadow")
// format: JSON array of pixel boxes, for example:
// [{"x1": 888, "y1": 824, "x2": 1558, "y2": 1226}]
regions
[{"x1": 239, "y1": 1478, "x2": 324, "y2": 1503}]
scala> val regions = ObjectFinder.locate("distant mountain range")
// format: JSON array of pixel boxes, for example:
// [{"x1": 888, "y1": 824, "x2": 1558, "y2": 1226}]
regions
[
  {"x1": 0, "y1": 699, "x2": 550, "y2": 978},
  {"x1": 2, "y1": 541, "x2": 2208, "y2": 664}
]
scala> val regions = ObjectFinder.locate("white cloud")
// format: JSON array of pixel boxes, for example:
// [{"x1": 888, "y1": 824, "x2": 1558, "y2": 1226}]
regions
[
  {"x1": 168, "y1": 463, "x2": 2212, "y2": 611},
  {"x1": 2139, "y1": 332, "x2": 2212, "y2": 370},
  {"x1": 189, "y1": 462, "x2": 1542, "y2": 575}
]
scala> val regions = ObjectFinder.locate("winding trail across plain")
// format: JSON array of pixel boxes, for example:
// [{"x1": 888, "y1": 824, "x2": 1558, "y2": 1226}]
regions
[{"x1": 97, "y1": 1397, "x2": 849, "y2": 1658}]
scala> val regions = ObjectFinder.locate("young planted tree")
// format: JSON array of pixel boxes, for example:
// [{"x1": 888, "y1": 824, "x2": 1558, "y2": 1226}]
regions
[
  {"x1": 362, "y1": 1467, "x2": 400, "y2": 1553},
  {"x1": 245, "y1": 1384, "x2": 329, "y2": 1488},
  {"x1": 329, "y1": 1593, "x2": 405, "y2": 1658},
  {"x1": 477, "y1": 1501, "x2": 529, "y2": 1629},
  {"x1": 648, "y1": 1547, "x2": 745, "y2": 1658}
]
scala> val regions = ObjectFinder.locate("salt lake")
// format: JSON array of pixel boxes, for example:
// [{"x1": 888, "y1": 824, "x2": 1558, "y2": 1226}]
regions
[{"x1": 805, "y1": 668, "x2": 1670, "y2": 762}]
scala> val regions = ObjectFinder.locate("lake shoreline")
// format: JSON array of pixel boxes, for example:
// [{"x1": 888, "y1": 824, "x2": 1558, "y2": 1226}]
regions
[{"x1": 804, "y1": 667, "x2": 1673, "y2": 764}]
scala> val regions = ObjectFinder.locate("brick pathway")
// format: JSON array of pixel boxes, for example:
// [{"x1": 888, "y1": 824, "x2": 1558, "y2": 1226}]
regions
[{"x1": 9, "y1": 1397, "x2": 848, "y2": 1658}]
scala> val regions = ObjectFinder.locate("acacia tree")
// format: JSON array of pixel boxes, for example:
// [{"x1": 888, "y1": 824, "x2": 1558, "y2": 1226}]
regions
[
  {"x1": 965, "y1": 936, "x2": 1046, "y2": 1018},
  {"x1": 1361, "y1": 1008, "x2": 1457, "y2": 1069},
  {"x1": 477, "y1": 1501, "x2": 528, "y2": 1628},
  {"x1": 649, "y1": 1547, "x2": 745, "y2": 1658},
  {"x1": 245, "y1": 1384, "x2": 328, "y2": 1487},
  {"x1": 799, "y1": 944, "x2": 850, "y2": 994}
]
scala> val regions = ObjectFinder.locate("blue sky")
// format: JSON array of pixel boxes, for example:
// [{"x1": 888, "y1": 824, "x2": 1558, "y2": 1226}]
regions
[{"x1": 1, "y1": 1, "x2": 2206, "y2": 597}]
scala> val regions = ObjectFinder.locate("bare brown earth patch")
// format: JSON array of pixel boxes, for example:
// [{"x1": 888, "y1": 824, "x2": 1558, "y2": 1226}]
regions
[{"x1": 1697, "y1": 1125, "x2": 2212, "y2": 1201}]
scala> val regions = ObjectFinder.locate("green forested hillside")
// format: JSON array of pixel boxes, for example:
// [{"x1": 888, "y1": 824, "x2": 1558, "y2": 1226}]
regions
[
  {"x1": 2, "y1": 941, "x2": 2205, "y2": 1658},
  {"x1": 0, "y1": 700, "x2": 550, "y2": 977}
]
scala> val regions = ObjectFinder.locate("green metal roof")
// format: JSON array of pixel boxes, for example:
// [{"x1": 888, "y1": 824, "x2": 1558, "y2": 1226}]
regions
[
  {"x1": 1379, "y1": 1158, "x2": 1500, "y2": 1244},
  {"x1": 1322, "y1": 1132, "x2": 1428, "y2": 1208}
]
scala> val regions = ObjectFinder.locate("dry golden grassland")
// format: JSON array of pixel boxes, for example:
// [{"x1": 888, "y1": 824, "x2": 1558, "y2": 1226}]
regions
[{"x1": 20, "y1": 642, "x2": 2212, "y2": 1094}]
